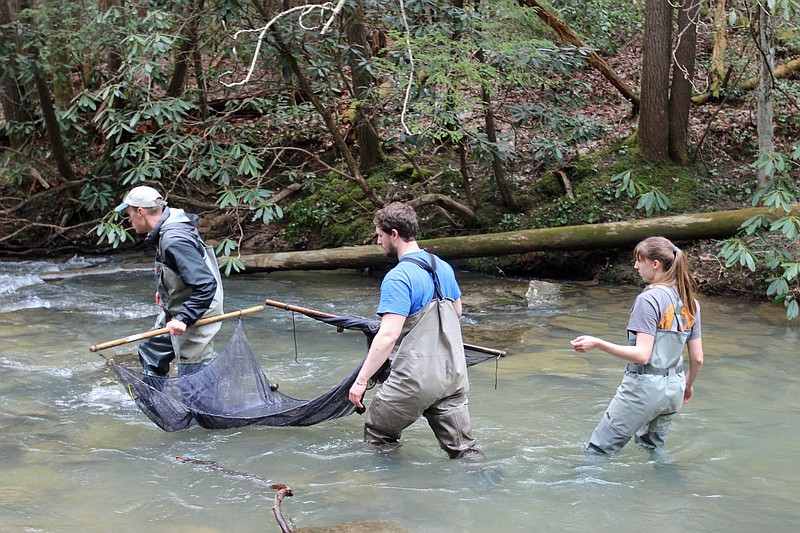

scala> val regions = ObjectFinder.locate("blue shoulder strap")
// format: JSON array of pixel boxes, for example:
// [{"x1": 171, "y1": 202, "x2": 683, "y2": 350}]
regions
[{"x1": 399, "y1": 253, "x2": 444, "y2": 301}]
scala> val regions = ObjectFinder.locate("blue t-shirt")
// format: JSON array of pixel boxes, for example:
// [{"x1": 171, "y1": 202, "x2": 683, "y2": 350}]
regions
[{"x1": 377, "y1": 250, "x2": 461, "y2": 317}]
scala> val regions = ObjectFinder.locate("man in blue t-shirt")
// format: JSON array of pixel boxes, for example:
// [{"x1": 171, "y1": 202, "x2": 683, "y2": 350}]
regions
[{"x1": 348, "y1": 202, "x2": 482, "y2": 459}]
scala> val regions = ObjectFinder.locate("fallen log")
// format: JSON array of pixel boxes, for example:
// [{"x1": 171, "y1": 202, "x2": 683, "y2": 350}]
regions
[
  {"x1": 693, "y1": 56, "x2": 800, "y2": 105},
  {"x1": 240, "y1": 206, "x2": 797, "y2": 272}
]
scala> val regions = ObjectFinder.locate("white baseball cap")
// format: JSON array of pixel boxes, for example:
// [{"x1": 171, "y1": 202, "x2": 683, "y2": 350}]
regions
[{"x1": 115, "y1": 186, "x2": 165, "y2": 211}]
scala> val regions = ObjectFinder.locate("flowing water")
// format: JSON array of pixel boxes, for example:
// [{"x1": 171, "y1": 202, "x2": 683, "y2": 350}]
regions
[{"x1": 1, "y1": 256, "x2": 798, "y2": 532}]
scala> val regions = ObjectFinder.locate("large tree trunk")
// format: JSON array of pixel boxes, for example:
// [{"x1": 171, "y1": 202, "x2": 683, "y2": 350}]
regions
[
  {"x1": 639, "y1": 0, "x2": 672, "y2": 162},
  {"x1": 756, "y1": 3, "x2": 774, "y2": 186},
  {"x1": 344, "y1": 0, "x2": 384, "y2": 173},
  {"x1": 239, "y1": 206, "x2": 793, "y2": 272},
  {"x1": 165, "y1": 4, "x2": 199, "y2": 98},
  {"x1": 710, "y1": 0, "x2": 728, "y2": 98},
  {"x1": 99, "y1": 0, "x2": 123, "y2": 76},
  {"x1": 668, "y1": 0, "x2": 698, "y2": 165},
  {"x1": 45, "y1": 0, "x2": 74, "y2": 108},
  {"x1": 97, "y1": 0, "x2": 133, "y2": 171},
  {"x1": 0, "y1": 0, "x2": 32, "y2": 148}
]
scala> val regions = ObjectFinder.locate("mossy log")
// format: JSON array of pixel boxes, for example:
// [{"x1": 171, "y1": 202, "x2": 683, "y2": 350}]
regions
[{"x1": 241, "y1": 206, "x2": 796, "y2": 272}]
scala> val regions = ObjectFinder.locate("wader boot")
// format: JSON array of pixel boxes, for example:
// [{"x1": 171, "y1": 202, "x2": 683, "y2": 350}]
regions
[{"x1": 424, "y1": 394, "x2": 482, "y2": 460}]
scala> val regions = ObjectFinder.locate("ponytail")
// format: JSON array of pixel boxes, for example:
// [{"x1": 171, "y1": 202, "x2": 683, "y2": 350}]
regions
[{"x1": 633, "y1": 236, "x2": 697, "y2": 320}]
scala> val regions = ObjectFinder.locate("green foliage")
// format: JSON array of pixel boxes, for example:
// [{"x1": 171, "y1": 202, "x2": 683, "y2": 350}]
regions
[
  {"x1": 719, "y1": 238, "x2": 757, "y2": 270},
  {"x1": 61, "y1": 2, "x2": 313, "y2": 264},
  {"x1": 551, "y1": 0, "x2": 644, "y2": 53},
  {"x1": 94, "y1": 212, "x2": 133, "y2": 249},
  {"x1": 215, "y1": 239, "x2": 246, "y2": 276},
  {"x1": 283, "y1": 170, "x2": 375, "y2": 248},
  {"x1": 79, "y1": 181, "x2": 116, "y2": 211},
  {"x1": 524, "y1": 142, "x2": 707, "y2": 229},
  {"x1": 0, "y1": 155, "x2": 34, "y2": 187},
  {"x1": 371, "y1": 0, "x2": 604, "y2": 190},
  {"x1": 217, "y1": 187, "x2": 283, "y2": 225},
  {"x1": 498, "y1": 213, "x2": 523, "y2": 231},
  {"x1": 610, "y1": 171, "x2": 673, "y2": 216},
  {"x1": 718, "y1": 145, "x2": 800, "y2": 320}
]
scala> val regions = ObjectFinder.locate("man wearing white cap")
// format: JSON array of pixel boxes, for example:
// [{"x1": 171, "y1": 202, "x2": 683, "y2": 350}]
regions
[{"x1": 115, "y1": 185, "x2": 224, "y2": 376}]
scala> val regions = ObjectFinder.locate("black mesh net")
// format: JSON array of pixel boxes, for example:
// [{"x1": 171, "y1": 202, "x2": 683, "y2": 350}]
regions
[
  {"x1": 112, "y1": 313, "x2": 499, "y2": 431},
  {"x1": 315, "y1": 314, "x2": 499, "y2": 367}
]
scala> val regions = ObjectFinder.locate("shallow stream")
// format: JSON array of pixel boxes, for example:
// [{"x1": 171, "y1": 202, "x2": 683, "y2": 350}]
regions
[{"x1": 1, "y1": 257, "x2": 798, "y2": 532}]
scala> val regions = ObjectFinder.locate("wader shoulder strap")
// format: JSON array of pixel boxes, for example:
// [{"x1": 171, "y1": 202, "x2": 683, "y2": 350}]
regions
[
  {"x1": 399, "y1": 254, "x2": 444, "y2": 301},
  {"x1": 651, "y1": 285, "x2": 686, "y2": 332}
]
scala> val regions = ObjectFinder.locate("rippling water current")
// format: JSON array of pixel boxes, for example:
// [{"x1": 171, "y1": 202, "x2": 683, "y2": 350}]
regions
[{"x1": 1, "y1": 257, "x2": 798, "y2": 532}]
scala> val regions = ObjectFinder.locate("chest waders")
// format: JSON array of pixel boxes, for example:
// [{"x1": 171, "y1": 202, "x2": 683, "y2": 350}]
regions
[
  {"x1": 364, "y1": 255, "x2": 482, "y2": 459},
  {"x1": 138, "y1": 242, "x2": 224, "y2": 377},
  {"x1": 587, "y1": 286, "x2": 690, "y2": 454}
]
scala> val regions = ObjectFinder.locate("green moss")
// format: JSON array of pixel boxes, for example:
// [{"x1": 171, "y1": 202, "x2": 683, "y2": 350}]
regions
[
  {"x1": 283, "y1": 168, "x2": 376, "y2": 248},
  {"x1": 521, "y1": 141, "x2": 710, "y2": 229},
  {"x1": 529, "y1": 173, "x2": 566, "y2": 198}
]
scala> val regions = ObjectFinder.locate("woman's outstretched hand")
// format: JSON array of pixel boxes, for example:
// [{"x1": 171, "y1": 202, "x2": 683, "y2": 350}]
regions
[{"x1": 570, "y1": 335, "x2": 600, "y2": 353}]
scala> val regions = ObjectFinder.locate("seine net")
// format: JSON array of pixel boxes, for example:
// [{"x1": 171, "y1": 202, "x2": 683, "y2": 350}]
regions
[{"x1": 112, "y1": 314, "x2": 497, "y2": 431}]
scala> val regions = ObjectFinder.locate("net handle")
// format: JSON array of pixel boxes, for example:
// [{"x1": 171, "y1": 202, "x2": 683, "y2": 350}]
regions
[{"x1": 89, "y1": 305, "x2": 265, "y2": 352}]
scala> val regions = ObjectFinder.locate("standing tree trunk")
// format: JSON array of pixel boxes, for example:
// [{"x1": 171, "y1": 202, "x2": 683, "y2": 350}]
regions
[
  {"x1": 166, "y1": 0, "x2": 202, "y2": 99},
  {"x1": 458, "y1": 141, "x2": 478, "y2": 210},
  {"x1": 191, "y1": 0, "x2": 208, "y2": 120},
  {"x1": 471, "y1": 0, "x2": 513, "y2": 208},
  {"x1": 756, "y1": 3, "x2": 774, "y2": 186},
  {"x1": 668, "y1": 0, "x2": 698, "y2": 165},
  {"x1": 99, "y1": 0, "x2": 123, "y2": 76},
  {"x1": 45, "y1": 0, "x2": 74, "y2": 108},
  {"x1": 710, "y1": 0, "x2": 728, "y2": 98},
  {"x1": 344, "y1": 0, "x2": 384, "y2": 173},
  {"x1": 31, "y1": 47, "x2": 77, "y2": 182},
  {"x1": 480, "y1": 82, "x2": 514, "y2": 207},
  {"x1": 639, "y1": 0, "x2": 673, "y2": 162},
  {"x1": 97, "y1": 0, "x2": 132, "y2": 172},
  {"x1": 0, "y1": 0, "x2": 33, "y2": 149}
]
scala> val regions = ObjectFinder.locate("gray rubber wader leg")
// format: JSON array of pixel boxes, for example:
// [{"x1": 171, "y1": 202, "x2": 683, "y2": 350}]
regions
[
  {"x1": 585, "y1": 412, "x2": 633, "y2": 455},
  {"x1": 634, "y1": 411, "x2": 676, "y2": 449},
  {"x1": 423, "y1": 395, "x2": 483, "y2": 460},
  {"x1": 364, "y1": 395, "x2": 415, "y2": 453}
]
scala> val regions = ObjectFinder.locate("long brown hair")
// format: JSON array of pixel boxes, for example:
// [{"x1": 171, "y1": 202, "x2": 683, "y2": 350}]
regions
[{"x1": 634, "y1": 236, "x2": 698, "y2": 320}]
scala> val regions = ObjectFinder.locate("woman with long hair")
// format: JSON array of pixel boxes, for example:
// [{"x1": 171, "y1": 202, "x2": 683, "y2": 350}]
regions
[{"x1": 570, "y1": 236, "x2": 704, "y2": 454}]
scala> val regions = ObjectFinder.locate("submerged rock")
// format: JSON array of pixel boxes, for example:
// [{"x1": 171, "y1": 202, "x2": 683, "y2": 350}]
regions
[{"x1": 525, "y1": 280, "x2": 561, "y2": 307}]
